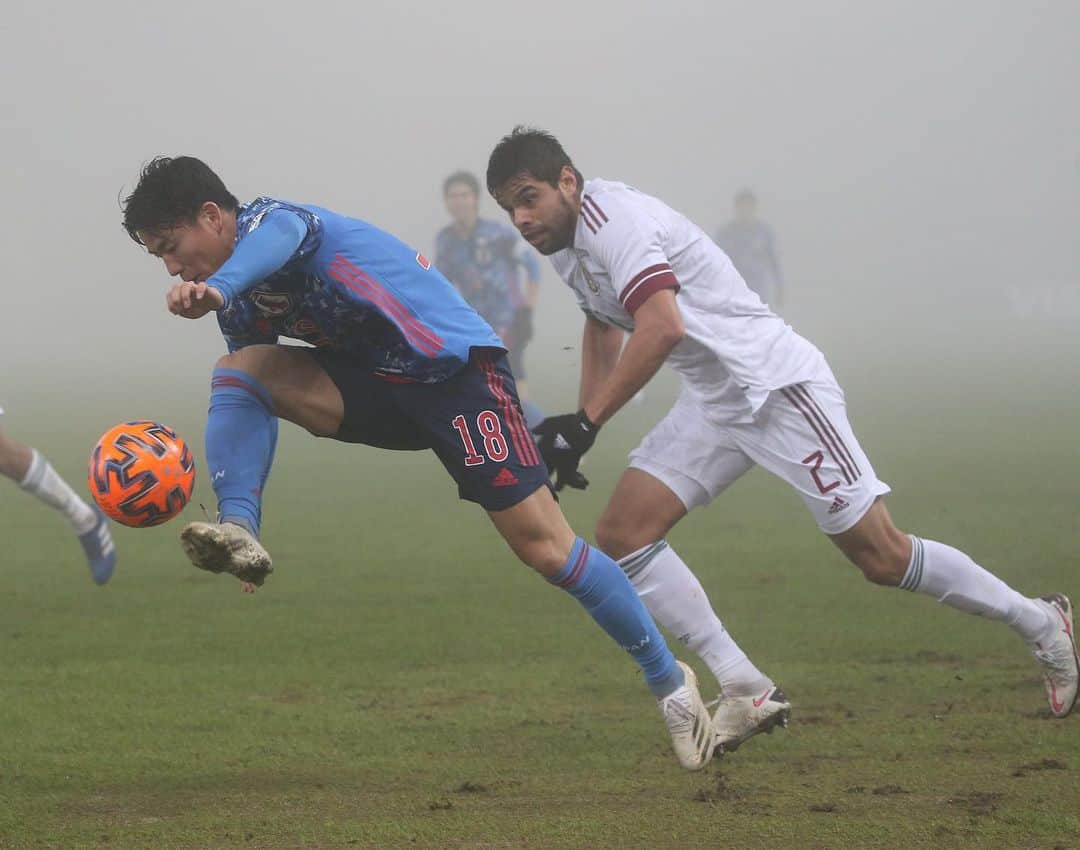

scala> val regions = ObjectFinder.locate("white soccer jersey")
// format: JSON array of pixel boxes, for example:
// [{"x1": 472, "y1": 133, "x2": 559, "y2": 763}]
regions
[{"x1": 550, "y1": 179, "x2": 826, "y2": 422}]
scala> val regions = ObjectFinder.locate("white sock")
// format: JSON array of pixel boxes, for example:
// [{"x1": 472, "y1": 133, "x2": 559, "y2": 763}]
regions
[
  {"x1": 19, "y1": 449, "x2": 98, "y2": 535},
  {"x1": 619, "y1": 541, "x2": 772, "y2": 696},
  {"x1": 900, "y1": 536, "x2": 1052, "y2": 642}
]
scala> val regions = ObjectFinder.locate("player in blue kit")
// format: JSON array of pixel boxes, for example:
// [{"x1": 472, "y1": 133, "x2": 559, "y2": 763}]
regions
[
  {"x1": 435, "y1": 170, "x2": 542, "y2": 418},
  {"x1": 121, "y1": 156, "x2": 715, "y2": 770}
]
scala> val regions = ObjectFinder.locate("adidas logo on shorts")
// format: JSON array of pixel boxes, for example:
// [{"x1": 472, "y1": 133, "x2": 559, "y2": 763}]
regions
[{"x1": 828, "y1": 496, "x2": 850, "y2": 515}]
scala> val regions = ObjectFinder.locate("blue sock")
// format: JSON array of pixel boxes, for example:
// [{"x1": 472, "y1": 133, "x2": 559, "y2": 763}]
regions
[
  {"x1": 550, "y1": 538, "x2": 684, "y2": 698},
  {"x1": 206, "y1": 368, "x2": 279, "y2": 537}
]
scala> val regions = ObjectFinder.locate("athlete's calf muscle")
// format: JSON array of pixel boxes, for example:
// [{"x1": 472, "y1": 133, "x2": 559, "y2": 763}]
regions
[{"x1": 488, "y1": 486, "x2": 577, "y2": 578}]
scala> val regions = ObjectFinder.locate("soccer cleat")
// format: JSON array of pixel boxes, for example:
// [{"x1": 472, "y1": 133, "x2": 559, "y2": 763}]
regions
[
  {"x1": 180, "y1": 521, "x2": 273, "y2": 586},
  {"x1": 1032, "y1": 594, "x2": 1078, "y2": 718},
  {"x1": 711, "y1": 685, "x2": 791, "y2": 754},
  {"x1": 658, "y1": 661, "x2": 714, "y2": 771},
  {"x1": 78, "y1": 505, "x2": 117, "y2": 585}
]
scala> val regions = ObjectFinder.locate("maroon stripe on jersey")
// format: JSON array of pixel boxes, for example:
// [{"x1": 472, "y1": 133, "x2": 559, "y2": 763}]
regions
[
  {"x1": 328, "y1": 256, "x2": 444, "y2": 354},
  {"x1": 582, "y1": 194, "x2": 609, "y2": 223},
  {"x1": 327, "y1": 255, "x2": 444, "y2": 357},
  {"x1": 580, "y1": 202, "x2": 600, "y2": 234},
  {"x1": 789, "y1": 385, "x2": 861, "y2": 479},
  {"x1": 481, "y1": 360, "x2": 540, "y2": 467},
  {"x1": 781, "y1": 387, "x2": 854, "y2": 485},
  {"x1": 619, "y1": 264, "x2": 680, "y2": 314}
]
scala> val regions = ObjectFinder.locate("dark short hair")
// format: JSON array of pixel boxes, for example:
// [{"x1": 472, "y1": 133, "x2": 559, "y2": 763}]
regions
[
  {"x1": 443, "y1": 170, "x2": 480, "y2": 197},
  {"x1": 486, "y1": 126, "x2": 583, "y2": 195},
  {"x1": 122, "y1": 156, "x2": 239, "y2": 244}
]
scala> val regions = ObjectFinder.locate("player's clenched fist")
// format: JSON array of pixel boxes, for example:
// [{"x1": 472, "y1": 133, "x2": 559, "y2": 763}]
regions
[{"x1": 166, "y1": 281, "x2": 224, "y2": 319}]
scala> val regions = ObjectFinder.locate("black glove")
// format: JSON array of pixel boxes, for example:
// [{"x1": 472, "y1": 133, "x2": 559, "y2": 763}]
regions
[{"x1": 532, "y1": 410, "x2": 599, "y2": 491}]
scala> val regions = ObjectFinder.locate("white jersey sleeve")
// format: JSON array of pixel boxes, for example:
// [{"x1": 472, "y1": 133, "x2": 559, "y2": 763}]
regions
[
  {"x1": 577, "y1": 191, "x2": 680, "y2": 315},
  {"x1": 549, "y1": 178, "x2": 827, "y2": 424}
]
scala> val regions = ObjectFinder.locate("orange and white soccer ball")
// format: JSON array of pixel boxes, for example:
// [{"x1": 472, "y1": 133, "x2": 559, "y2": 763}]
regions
[{"x1": 88, "y1": 421, "x2": 196, "y2": 528}]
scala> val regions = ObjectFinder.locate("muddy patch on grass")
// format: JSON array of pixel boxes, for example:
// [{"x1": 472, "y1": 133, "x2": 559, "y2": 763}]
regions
[
  {"x1": 1012, "y1": 758, "x2": 1067, "y2": 777},
  {"x1": 454, "y1": 780, "x2": 489, "y2": 794},
  {"x1": 692, "y1": 773, "x2": 743, "y2": 804},
  {"x1": 948, "y1": 791, "x2": 1003, "y2": 817},
  {"x1": 808, "y1": 802, "x2": 838, "y2": 813}
]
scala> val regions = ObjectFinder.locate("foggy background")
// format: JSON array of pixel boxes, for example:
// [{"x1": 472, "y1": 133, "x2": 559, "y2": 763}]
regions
[{"x1": 1, "y1": 0, "x2": 1077, "y2": 422}]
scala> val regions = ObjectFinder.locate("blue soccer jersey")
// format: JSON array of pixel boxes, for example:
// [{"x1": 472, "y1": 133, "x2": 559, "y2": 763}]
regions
[
  {"x1": 434, "y1": 219, "x2": 540, "y2": 335},
  {"x1": 210, "y1": 197, "x2": 505, "y2": 383}
]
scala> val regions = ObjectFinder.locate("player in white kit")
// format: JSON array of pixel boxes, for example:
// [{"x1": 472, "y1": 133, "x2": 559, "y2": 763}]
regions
[
  {"x1": 0, "y1": 406, "x2": 116, "y2": 584},
  {"x1": 486, "y1": 127, "x2": 1078, "y2": 753}
]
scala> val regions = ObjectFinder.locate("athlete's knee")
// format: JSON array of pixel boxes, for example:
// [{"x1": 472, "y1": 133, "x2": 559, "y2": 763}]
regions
[
  {"x1": 595, "y1": 514, "x2": 625, "y2": 560},
  {"x1": 595, "y1": 511, "x2": 652, "y2": 560},
  {"x1": 214, "y1": 345, "x2": 276, "y2": 379},
  {"x1": 513, "y1": 538, "x2": 571, "y2": 577},
  {"x1": 503, "y1": 522, "x2": 572, "y2": 577}
]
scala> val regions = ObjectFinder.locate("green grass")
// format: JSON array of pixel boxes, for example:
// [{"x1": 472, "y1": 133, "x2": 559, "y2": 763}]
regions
[{"x1": 1, "y1": 372, "x2": 1078, "y2": 849}]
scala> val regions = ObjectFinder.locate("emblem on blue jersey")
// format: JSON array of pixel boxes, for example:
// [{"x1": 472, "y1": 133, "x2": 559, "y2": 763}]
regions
[{"x1": 251, "y1": 291, "x2": 293, "y2": 316}]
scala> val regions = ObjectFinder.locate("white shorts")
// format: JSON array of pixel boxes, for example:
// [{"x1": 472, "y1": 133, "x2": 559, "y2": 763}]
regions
[{"x1": 628, "y1": 376, "x2": 890, "y2": 534}]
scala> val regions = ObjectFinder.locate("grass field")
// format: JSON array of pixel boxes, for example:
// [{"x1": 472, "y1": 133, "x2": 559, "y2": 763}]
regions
[{"x1": 1, "y1": 362, "x2": 1078, "y2": 849}]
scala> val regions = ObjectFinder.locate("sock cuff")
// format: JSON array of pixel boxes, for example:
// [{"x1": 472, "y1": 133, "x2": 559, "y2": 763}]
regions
[
  {"x1": 617, "y1": 539, "x2": 668, "y2": 580},
  {"x1": 899, "y1": 535, "x2": 925, "y2": 591},
  {"x1": 549, "y1": 537, "x2": 589, "y2": 589},
  {"x1": 211, "y1": 369, "x2": 275, "y2": 412},
  {"x1": 17, "y1": 448, "x2": 43, "y2": 490}
]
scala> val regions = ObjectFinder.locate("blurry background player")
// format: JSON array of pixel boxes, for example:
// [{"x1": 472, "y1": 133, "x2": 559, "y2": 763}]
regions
[
  {"x1": 435, "y1": 171, "x2": 544, "y2": 426},
  {"x1": 0, "y1": 408, "x2": 116, "y2": 584},
  {"x1": 714, "y1": 190, "x2": 784, "y2": 310},
  {"x1": 121, "y1": 155, "x2": 716, "y2": 771},
  {"x1": 487, "y1": 127, "x2": 1078, "y2": 753}
]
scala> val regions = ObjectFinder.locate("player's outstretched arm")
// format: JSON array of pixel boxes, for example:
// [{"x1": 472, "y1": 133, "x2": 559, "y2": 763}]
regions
[
  {"x1": 578, "y1": 315, "x2": 623, "y2": 410},
  {"x1": 209, "y1": 210, "x2": 307, "y2": 304},
  {"x1": 581, "y1": 289, "x2": 683, "y2": 427}
]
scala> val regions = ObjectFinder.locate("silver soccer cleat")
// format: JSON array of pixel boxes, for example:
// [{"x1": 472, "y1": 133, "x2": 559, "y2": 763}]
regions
[
  {"x1": 658, "y1": 661, "x2": 715, "y2": 771},
  {"x1": 180, "y1": 521, "x2": 273, "y2": 586}
]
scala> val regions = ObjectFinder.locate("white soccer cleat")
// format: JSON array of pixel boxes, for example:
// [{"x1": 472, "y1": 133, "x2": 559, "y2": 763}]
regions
[
  {"x1": 711, "y1": 684, "x2": 791, "y2": 755},
  {"x1": 1032, "y1": 594, "x2": 1078, "y2": 718},
  {"x1": 180, "y1": 521, "x2": 273, "y2": 586},
  {"x1": 658, "y1": 661, "x2": 714, "y2": 771}
]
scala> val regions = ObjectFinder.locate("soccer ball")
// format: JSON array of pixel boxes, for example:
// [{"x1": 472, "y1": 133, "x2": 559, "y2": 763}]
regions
[{"x1": 88, "y1": 421, "x2": 196, "y2": 528}]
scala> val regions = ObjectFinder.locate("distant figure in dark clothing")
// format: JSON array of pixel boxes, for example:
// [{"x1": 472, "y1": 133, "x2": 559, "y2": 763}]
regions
[
  {"x1": 715, "y1": 190, "x2": 783, "y2": 309},
  {"x1": 435, "y1": 171, "x2": 542, "y2": 396}
]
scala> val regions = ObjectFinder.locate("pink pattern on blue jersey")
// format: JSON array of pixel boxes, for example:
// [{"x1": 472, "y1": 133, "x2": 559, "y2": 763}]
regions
[{"x1": 216, "y1": 197, "x2": 504, "y2": 383}]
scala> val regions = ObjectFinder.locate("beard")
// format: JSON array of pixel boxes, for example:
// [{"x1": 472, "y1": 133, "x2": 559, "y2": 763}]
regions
[{"x1": 534, "y1": 195, "x2": 578, "y2": 255}]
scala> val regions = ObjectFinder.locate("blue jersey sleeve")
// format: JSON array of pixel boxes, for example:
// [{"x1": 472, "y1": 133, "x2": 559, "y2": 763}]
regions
[{"x1": 208, "y1": 210, "x2": 308, "y2": 305}]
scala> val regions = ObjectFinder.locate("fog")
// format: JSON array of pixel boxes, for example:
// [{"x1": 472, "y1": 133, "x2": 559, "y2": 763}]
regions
[{"x1": 2, "y1": 0, "x2": 1077, "y2": 415}]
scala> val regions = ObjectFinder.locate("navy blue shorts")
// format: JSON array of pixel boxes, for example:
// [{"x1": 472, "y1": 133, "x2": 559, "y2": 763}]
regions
[{"x1": 309, "y1": 348, "x2": 548, "y2": 511}]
